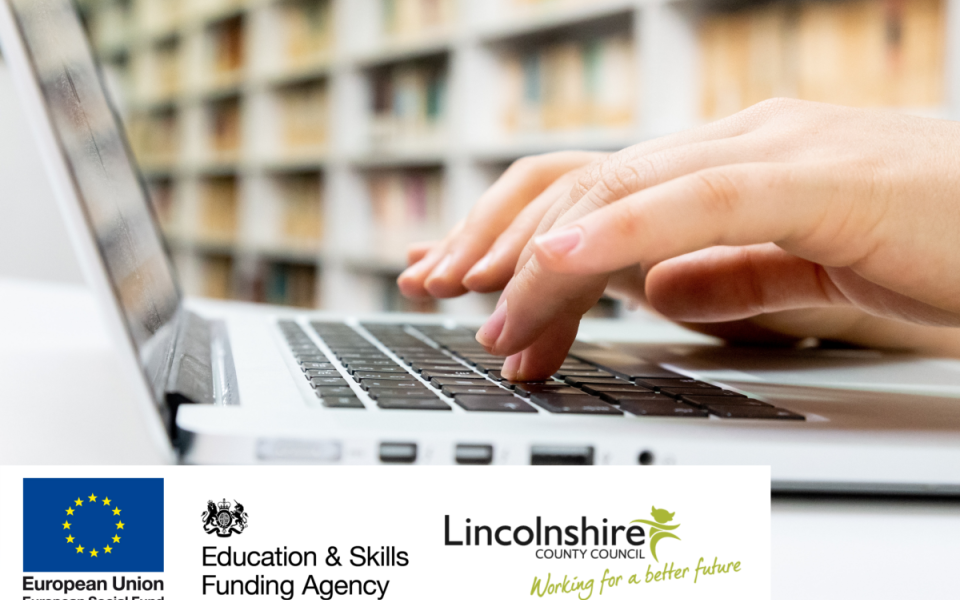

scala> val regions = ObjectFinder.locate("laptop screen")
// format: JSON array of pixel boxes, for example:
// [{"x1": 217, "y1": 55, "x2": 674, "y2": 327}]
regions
[{"x1": 8, "y1": 0, "x2": 181, "y2": 405}]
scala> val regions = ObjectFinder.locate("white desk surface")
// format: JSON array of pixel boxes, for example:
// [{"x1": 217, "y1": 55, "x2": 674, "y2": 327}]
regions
[{"x1": 0, "y1": 276, "x2": 957, "y2": 598}]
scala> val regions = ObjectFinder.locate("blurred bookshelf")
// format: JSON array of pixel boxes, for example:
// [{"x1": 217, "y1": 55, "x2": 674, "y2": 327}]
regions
[{"x1": 76, "y1": 0, "x2": 956, "y2": 315}]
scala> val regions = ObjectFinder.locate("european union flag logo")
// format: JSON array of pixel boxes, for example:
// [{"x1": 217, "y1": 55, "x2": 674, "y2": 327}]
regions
[{"x1": 23, "y1": 478, "x2": 164, "y2": 572}]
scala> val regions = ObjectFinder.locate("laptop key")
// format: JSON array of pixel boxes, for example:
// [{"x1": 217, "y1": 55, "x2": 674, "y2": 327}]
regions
[
  {"x1": 484, "y1": 370, "x2": 507, "y2": 381},
  {"x1": 300, "y1": 362, "x2": 334, "y2": 370},
  {"x1": 362, "y1": 381, "x2": 426, "y2": 390},
  {"x1": 598, "y1": 391, "x2": 661, "y2": 404},
  {"x1": 408, "y1": 360, "x2": 461, "y2": 369},
  {"x1": 636, "y1": 378, "x2": 718, "y2": 391},
  {"x1": 580, "y1": 383, "x2": 642, "y2": 393},
  {"x1": 441, "y1": 385, "x2": 511, "y2": 397},
  {"x1": 708, "y1": 405, "x2": 805, "y2": 420},
  {"x1": 513, "y1": 382, "x2": 583, "y2": 397},
  {"x1": 680, "y1": 395, "x2": 765, "y2": 407},
  {"x1": 356, "y1": 373, "x2": 417, "y2": 382},
  {"x1": 310, "y1": 377, "x2": 347, "y2": 387},
  {"x1": 420, "y1": 369, "x2": 485, "y2": 380},
  {"x1": 454, "y1": 395, "x2": 538, "y2": 413},
  {"x1": 377, "y1": 397, "x2": 452, "y2": 410},
  {"x1": 320, "y1": 395, "x2": 365, "y2": 409},
  {"x1": 620, "y1": 399, "x2": 708, "y2": 418},
  {"x1": 565, "y1": 376, "x2": 630, "y2": 387},
  {"x1": 556, "y1": 369, "x2": 605, "y2": 377},
  {"x1": 431, "y1": 378, "x2": 497, "y2": 390},
  {"x1": 314, "y1": 386, "x2": 356, "y2": 396},
  {"x1": 350, "y1": 366, "x2": 408, "y2": 375},
  {"x1": 367, "y1": 390, "x2": 438, "y2": 400},
  {"x1": 343, "y1": 359, "x2": 397, "y2": 369},
  {"x1": 527, "y1": 394, "x2": 623, "y2": 415},
  {"x1": 304, "y1": 369, "x2": 342, "y2": 377},
  {"x1": 662, "y1": 388, "x2": 746, "y2": 398}
]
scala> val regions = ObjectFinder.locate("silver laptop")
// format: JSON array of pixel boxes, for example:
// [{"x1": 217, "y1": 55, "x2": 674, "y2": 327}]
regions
[{"x1": 2, "y1": 0, "x2": 959, "y2": 492}]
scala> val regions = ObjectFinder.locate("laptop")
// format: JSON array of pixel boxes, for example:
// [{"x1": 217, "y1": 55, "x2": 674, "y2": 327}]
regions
[{"x1": 2, "y1": 0, "x2": 959, "y2": 492}]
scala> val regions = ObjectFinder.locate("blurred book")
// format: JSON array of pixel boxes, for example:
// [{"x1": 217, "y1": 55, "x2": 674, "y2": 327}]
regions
[
  {"x1": 278, "y1": 80, "x2": 329, "y2": 152},
  {"x1": 200, "y1": 253, "x2": 235, "y2": 299},
  {"x1": 380, "y1": 0, "x2": 454, "y2": 40},
  {"x1": 199, "y1": 176, "x2": 238, "y2": 242},
  {"x1": 370, "y1": 59, "x2": 447, "y2": 148},
  {"x1": 207, "y1": 15, "x2": 245, "y2": 87},
  {"x1": 367, "y1": 168, "x2": 443, "y2": 256},
  {"x1": 154, "y1": 38, "x2": 181, "y2": 100},
  {"x1": 277, "y1": 173, "x2": 324, "y2": 246},
  {"x1": 700, "y1": 0, "x2": 945, "y2": 120},
  {"x1": 135, "y1": 0, "x2": 182, "y2": 37},
  {"x1": 502, "y1": 33, "x2": 635, "y2": 133},
  {"x1": 128, "y1": 108, "x2": 179, "y2": 166},
  {"x1": 208, "y1": 97, "x2": 242, "y2": 157},
  {"x1": 263, "y1": 262, "x2": 318, "y2": 307},
  {"x1": 282, "y1": 0, "x2": 333, "y2": 67}
]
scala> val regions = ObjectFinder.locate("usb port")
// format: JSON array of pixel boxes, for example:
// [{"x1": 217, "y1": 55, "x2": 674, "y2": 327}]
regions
[
  {"x1": 379, "y1": 442, "x2": 417, "y2": 464},
  {"x1": 530, "y1": 445, "x2": 594, "y2": 465},
  {"x1": 455, "y1": 444, "x2": 493, "y2": 465}
]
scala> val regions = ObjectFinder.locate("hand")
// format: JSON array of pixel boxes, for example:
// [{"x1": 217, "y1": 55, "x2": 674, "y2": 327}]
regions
[
  {"x1": 475, "y1": 98, "x2": 960, "y2": 379},
  {"x1": 397, "y1": 151, "x2": 607, "y2": 298}
]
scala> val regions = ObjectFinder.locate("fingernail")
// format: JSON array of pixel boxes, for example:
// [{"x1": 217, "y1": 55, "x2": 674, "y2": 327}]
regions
[
  {"x1": 476, "y1": 301, "x2": 508, "y2": 348},
  {"x1": 535, "y1": 227, "x2": 582, "y2": 259},
  {"x1": 464, "y1": 253, "x2": 492, "y2": 281},
  {"x1": 426, "y1": 254, "x2": 453, "y2": 283},
  {"x1": 400, "y1": 258, "x2": 429, "y2": 281},
  {"x1": 502, "y1": 353, "x2": 522, "y2": 380}
]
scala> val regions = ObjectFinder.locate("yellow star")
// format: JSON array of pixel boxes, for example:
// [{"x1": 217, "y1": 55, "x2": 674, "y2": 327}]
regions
[
  {"x1": 65, "y1": 535, "x2": 74, "y2": 543},
  {"x1": 90, "y1": 548, "x2": 98, "y2": 557},
  {"x1": 66, "y1": 507, "x2": 74, "y2": 515},
  {"x1": 112, "y1": 507, "x2": 121, "y2": 516},
  {"x1": 62, "y1": 520, "x2": 71, "y2": 530},
  {"x1": 112, "y1": 535, "x2": 120, "y2": 543},
  {"x1": 75, "y1": 544, "x2": 85, "y2": 554},
  {"x1": 115, "y1": 520, "x2": 124, "y2": 530},
  {"x1": 74, "y1": 498, "x2": 83, "y2": 507},
  {"x1": 88, "y1": 493, "x2": 97, "y2": 503},
  {"x1": 102, "y1": 497, "x2": 111, "y2": 506},
  {"x1": 103, "y1": 545, "x2": 112, "y2": 554}
]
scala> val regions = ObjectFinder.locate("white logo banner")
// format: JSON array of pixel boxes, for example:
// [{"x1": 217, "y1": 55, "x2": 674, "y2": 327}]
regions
[{"x1": 1, "y1": 466, "x2": 770, "y2": 599}]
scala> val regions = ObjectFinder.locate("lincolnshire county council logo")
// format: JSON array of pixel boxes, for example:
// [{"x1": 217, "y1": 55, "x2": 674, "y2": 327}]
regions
[
  {"x1": 22, "y1": 478, "x2": 164, "y2": 572},
  {"x1": 202, "y1": 499, "x2": 249, "y2": 537},
  {"x1": 631, "y1": 507, "x2": 681, "y2": 562}
]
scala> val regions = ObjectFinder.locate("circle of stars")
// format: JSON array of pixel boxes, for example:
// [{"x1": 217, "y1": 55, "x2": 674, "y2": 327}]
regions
[{"x1": 61, "y1": 493, "x2": 123, "y2": 558}]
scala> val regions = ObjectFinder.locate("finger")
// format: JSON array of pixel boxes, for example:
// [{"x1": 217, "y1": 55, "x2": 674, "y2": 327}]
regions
[
  {"x1": 462, "y1": 169, "x2": 584, "y2": 293},
  {"x1": 501, "y1": 316, "x2": 582, "y2": 381},
  {"x1": 397, "y1": 220, "x2": 464, "y2": 298},
  {"x1": 515, "y1": 131, "x2": 780, "y2": 272},
  {"x1": 420, "y1": 152, "x2": 604, "y2": 298},
  {"x1": 532, "y1": 163, "x2": 863, "y2": 275},
  {"x1": 648, "y1": 244, "x2": 960, "y2": 328},
  {"x1": 646, "y1": 245, "x2": 845, "y2": 322},
  {"x1": 406, "y1": 241, "x2": 438, "y2": 266},
  {"x1": 477, "y1": 254, "x2": 608, "y2": 365}
]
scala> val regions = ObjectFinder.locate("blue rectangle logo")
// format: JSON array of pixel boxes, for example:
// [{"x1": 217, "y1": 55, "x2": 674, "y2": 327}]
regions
[{"x1": 23, "y1": 478, "x2": 164, "y2": 572}]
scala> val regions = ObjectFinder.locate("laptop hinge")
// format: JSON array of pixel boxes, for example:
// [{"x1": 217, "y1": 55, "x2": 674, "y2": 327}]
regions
[{"x1": 164, "y1": 311, "x2": 238, "y2": 446}]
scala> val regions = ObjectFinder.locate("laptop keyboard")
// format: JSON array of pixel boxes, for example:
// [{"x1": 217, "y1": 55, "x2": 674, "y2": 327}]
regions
[{"x1": 277, "y1": 320, "x2": 804, "y2": 421}]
